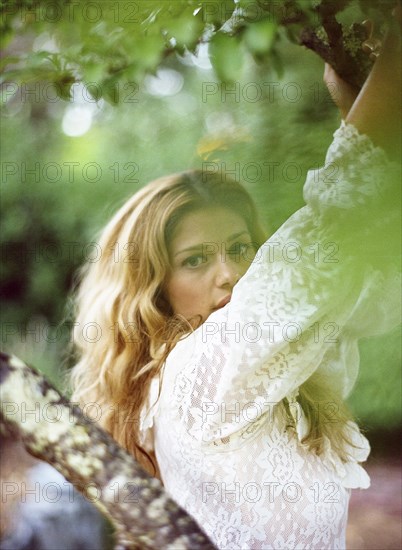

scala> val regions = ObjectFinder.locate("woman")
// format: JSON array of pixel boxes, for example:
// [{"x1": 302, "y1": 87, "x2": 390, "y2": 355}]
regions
[{"x1": 71, "y1": 15, "x2": 401, "y2": 550}]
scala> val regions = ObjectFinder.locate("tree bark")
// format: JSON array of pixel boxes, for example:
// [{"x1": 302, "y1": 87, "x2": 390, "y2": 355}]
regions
[
  {"x1": 0, "y1": 351, "x2": 215, "y2": 550},
  {"x1": 275, "y1": 0, "x2": 380, "y2": 89},
  {"x1": 299, "y1": 22, "x2": 372, "y2": 89}
]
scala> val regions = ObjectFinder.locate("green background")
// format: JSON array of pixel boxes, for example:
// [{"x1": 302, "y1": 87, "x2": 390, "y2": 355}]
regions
[{"x1": 1, "y1": 9, "x2": 400, "y2": 432}]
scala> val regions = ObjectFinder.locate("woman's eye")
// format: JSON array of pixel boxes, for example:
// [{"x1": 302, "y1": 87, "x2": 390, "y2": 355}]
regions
[{"x1": 183, "y1": 254, "x2": 206, "y2": 268}]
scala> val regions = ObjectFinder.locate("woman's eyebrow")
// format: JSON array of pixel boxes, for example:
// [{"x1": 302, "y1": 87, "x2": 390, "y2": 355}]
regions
[
  {"x1": 174, "y1": 244, "x2": 204, "y2": 257},
  {"x1": 174, "y1": 231, "x2": 250, "y2": 257},
  {"x1": 227, "y1": 230, "x2": 250, "y2": 242}
]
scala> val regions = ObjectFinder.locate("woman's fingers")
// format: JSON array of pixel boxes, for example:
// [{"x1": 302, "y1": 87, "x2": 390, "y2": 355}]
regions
[
  {"x1": 361, "y1": 20, "x2": 382, "y2": 61},
  {"x1": 362, "y1": 5, "x2": 402, "y2": 62},
  {"x1": 362, "y1": 37, "x2": 382, "y2": 60},
  {"x1": 362, "y1": 20, "x2": 374, "y2": 39}
]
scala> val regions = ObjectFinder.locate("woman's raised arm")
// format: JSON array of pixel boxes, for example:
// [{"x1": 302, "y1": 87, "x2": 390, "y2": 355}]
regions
[{"x1": 346, "y1": 9, "x2": 401, "y2": 159}]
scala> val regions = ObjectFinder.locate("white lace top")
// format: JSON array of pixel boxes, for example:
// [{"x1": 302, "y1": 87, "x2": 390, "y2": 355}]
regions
[{"x1": 139, "y1": 122, "x2": 400, "y2": 549}]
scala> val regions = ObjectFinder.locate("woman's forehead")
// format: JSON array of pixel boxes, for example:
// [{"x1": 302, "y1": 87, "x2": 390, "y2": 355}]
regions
[{"x1": 169, "y1": 207, "x2": 249, "y2": 253}]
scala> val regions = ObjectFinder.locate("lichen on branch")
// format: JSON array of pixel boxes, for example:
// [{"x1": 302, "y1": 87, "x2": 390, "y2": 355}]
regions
[{"x1": 0, "y1": 352, "x2": 215, "y2": 550}]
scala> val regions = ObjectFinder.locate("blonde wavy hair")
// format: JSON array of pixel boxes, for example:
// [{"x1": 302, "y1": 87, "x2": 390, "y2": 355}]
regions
[{"x1": 70, "y1": 170, "x2": 355, "y2": 477}]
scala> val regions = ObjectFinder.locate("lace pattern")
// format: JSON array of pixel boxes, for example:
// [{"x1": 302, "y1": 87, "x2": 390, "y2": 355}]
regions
[{"x1": 139, "y1": 122, "x2": 400, "y2": 549}]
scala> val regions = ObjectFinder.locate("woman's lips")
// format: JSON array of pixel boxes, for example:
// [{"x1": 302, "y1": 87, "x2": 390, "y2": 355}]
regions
[{"x1": 214, "y1": 295, "x2": 231, "y2": 310}]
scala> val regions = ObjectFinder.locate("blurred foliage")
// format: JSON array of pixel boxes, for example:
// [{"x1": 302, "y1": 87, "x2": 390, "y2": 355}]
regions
[
  {"x1": 0, "y1": 0, "x2": 397, "y2": 96},
  {"x1": 0, "y1": 0, "x2": 400, "y2": 427}
]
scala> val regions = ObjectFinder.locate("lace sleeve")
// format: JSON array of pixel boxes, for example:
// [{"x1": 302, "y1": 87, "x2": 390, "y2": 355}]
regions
[
  {"x1": 167, "y1": 122, "x2": 400, "y2": 449},
  {"x1": 303, "y1": 121, "x2": 398, "y2": 213}
]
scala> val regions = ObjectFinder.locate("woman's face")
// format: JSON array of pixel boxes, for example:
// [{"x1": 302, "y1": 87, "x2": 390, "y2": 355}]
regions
[{"x1": 165, "y1": 207, "x2": 255, "y2": 323}]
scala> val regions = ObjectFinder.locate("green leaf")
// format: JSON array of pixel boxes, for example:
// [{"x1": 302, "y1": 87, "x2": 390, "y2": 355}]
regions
[
  {"x1": 83, "y1": 62, "x2": 105, "y2": 85},
  {"x1": 136, "y1": 34, "x2": 164, "y2": 71},
  {"x1": 0, "y1": 55, "x2": 20, "y2": 71},
  {"x1": 244, "y1": 19, "x2": 277, "y2": 54},
  {"x1": 270, "y1": 49, "x2": 284, "y2": 80},
  {"x1": 209, "y1": 32, "x2": 245, "y2": 83},
  {"x1": 101, "y1": 77, "x2": 120, "y2": 105},
  {"x1": 28, "y1": 50, "x2": 55, "y2": 67},
  {"x1": 164, "y1": 14, "x2": 204, "y2": 48},
  {"x1": 0, "y1": 27, "x2": 15, "y2": 49},
  {"x1": 54, "y1": 73, "x2": 75, "y2": 101}
]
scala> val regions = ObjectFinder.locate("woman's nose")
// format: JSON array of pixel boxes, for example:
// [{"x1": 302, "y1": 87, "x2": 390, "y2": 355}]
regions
[{"x1": 214, "y1": 257, "x2": 240, "y2": 288}]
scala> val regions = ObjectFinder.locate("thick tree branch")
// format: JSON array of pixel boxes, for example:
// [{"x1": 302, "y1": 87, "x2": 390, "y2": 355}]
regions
[
  {"x1": 0, "y1": 352, "x2": 215, "y2": 550},
  {"x1": 299, "y1": 22, "x2": 372, "y2": 89},
  {"x1": 250, "y1": 0, "x2": 376, "y2": 89}
]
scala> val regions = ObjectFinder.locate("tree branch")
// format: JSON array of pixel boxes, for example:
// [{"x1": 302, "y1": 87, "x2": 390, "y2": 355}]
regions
[
  {"x1": 274, "y1": 0, "x2": 374, "y2": 89},
  {"x1": 299, "y1": 22, "x2": 372, "y2": 89},
  {"x1": 0, "y1": 352, "x2": 215, "y2": 550}
]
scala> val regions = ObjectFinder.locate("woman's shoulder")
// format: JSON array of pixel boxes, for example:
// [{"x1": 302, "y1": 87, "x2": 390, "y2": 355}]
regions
[{"x1": 139, "y1": 331, "x2": 197, "y2": 439}]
